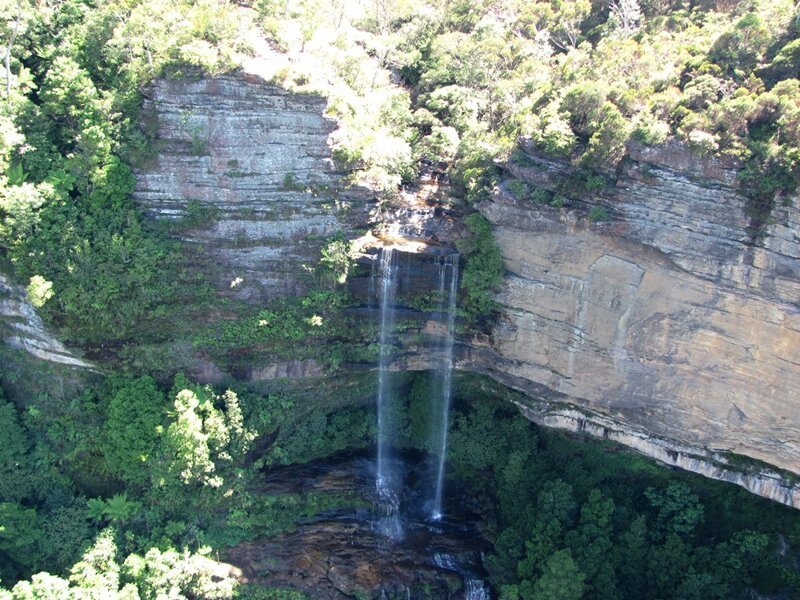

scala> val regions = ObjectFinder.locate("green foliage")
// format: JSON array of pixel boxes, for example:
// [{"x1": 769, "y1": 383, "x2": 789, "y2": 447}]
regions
[
  {"x1": 528, "y1": 549, "x2": 586, "y2": 600},
  {"x1": 238, "y1": 586, "x2": 312, "y2": 600},
  {"x1": 105, "y1": 376, "x2": 165, "y2": 484},
  {"x1": 645, "y1": 481, "x2": 704, "y2": 540},
  {"x1": 588, "y1": 205, "x2": 610, "y2": 222},
  {"x1": 89, "y1": 493, "x2": 142, "y2": 525},
  {"x1": 457, "y1": 213, "x2": 504, "y2": 323},
  {"x1": 0, "y1": 0, "x2": 232, "y2": 347},
  {"x1": 0, "y1": 502, "x2": 41, "y2": 570},
  {"x1": 223, "y1": 491, "x2": 366, "y2": 542},
  {"x1": 319, "y1": 234, "x2": 354, "y2": 286},
  {"x1": 181, "y1": 199, "x2": 218, "y2": 228},
  {"x1": 155, "y1": 385, "x2": 255, "y2": 494},
  {"x1": 24, "y1": 275, "x2": 53, "y2": 308},
  {"x1": 4, "y1": 527, "x2": 238, "y2": 599},
  {"x1": 444, "y1": 373, "x2": 800, "y2": 600},
  {"x1": 0, "y1": 400, "x2": 35, "y2": 502},
  {"x1": 709, "y1": 13, "x2": 771, "y2": 78},
  {"x1": 192, "y1": 290, "x2": 378, "y2": 372},
  {"x1": 275, "y1": 407, "x2": 375, "y2": 465},
  {"x1": 506, "y1": 178, "x2": 529, "y2": 201}
]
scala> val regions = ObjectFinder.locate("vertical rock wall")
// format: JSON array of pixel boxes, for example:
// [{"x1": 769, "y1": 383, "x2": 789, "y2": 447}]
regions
[
  {"x1": 468, "y1": 141, "x2": 800, "y2": 486},
  {"x1": 134, "y1": 75, "x2": 371, "y2": 302}
]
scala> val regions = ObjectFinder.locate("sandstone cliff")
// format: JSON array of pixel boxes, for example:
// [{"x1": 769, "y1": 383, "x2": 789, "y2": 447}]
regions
[
  {"x1": 0, "y1": 273, "x2": 94, "y2": 370},
  {"x1": 467, "y1": 141, "x2": 800, "y2": 492},
  {"x1": 134, "y1": 75, "x2": 372, "y2": 302},
  {"x1": 128, "y1": 74, "x2": 800, "y2": 507}
]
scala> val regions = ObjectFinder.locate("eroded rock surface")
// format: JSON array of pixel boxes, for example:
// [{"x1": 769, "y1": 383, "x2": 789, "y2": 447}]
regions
[
  {"x1": 134, "y1": 75, "x2": 372, "y2": 302},
  {"x1": 471, "y1": 142, "x2": 800, "y2": 481},
  {"x1": 131, "y1": 74, "x2": 800, "y2": 506},
  {"x1": 0, "y1": 273, "x2": 94, "y2": 370}
]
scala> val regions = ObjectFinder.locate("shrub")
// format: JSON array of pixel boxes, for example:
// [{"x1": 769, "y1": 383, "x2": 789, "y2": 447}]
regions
[
  {"x1": 763, "y1": 39, "x2": 800, "y2": 84},
  {"x1": 682, "y1": 74, "x2": 723, "y2": 110},
  {"x1": 530, "y1": 102, "x2": 578, "y2": 158},
  {"x1": 506, "y1": 179, "x2": 529, "y2": 200},
  {"x1": 580, "y1": 102, "x2": 630, "y2": 167},
  {"x1": 531, "y1": 187, "x2": 554, "y2": 204},
  {"x1": 709, "y1": 13, "x2": 770, "y2": 78},
  {"x1": 26, "y1": 276, "x2": 54, "y2": 308},
  {"x1": 632, "y1": 114, "x2": 671, "y2": 146},
  {"x1": 588, "y1": 206, "x2": 610, "y2": 222},
  {"x1": 687, "y1": 129, "x2": 719, "y2": 154},
  {"x1": 561, "y1": 82, "x2": 609, "y2": 138},
  {"x1": 457, "y1": 213, "x2": 505, "y2": 323}
]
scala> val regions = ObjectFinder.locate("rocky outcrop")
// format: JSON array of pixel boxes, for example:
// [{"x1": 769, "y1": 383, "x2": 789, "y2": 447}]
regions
[
  {"x1": 134, "y1": 74, "x2": 372, "y2": 302},
  {"x1": 0, "y1": 273, "x2": 94, "y2": 369},
  {"x1": 131, "y1": 73, "x2": 800, "y2": 508},
  {"x1": 468, "y1": 141, "x2": 800, "y2": 487},
  {"x1": 509, "y1": 395, "x2": 800, "y2": 508}
]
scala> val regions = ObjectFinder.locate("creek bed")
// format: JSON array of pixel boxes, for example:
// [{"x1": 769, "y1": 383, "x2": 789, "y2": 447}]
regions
[{"x1": 225, "y1": 451, "x2": 491, "y2": 599}]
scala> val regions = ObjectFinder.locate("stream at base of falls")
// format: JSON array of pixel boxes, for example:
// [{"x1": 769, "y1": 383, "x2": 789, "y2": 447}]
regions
[{"x1": 225, "y1": 451, "x2": 491, "y2": 599}]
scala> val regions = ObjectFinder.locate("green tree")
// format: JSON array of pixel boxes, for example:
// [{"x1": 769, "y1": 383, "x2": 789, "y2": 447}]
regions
[
  {"x1": 122, "y1": 547, "x2": 237, "y2": 599},
  {"x1": 68, "y1": 528, "x2": 120, "y2": 596},
  {"x1": 457, "y1": 213, "x2": 504, "y2": 321},
  {"x1": 0, "y1": 400, "x2": 34, "y2": 502},
  {"x1": 645, "y1": 481, "x2": 704, "y2": 540},
  {"x1": 0, "y1": 502, "x2": 40, "y2": 571},
  {"x1": 105, "y1": 376, "x2": 164, "y2": 484},
  {"x1": 530, "y1": 549, "x2": 586, "y2": 600},
  {"x1": 6, "y1": 572, "x2": 71, "y2": 599},
  {"x1": 566, "y1": 489, "x2": 618, "y2": 598},
  {"x1": 156, "y1": 385, "x2": 255, "y2": 495}
]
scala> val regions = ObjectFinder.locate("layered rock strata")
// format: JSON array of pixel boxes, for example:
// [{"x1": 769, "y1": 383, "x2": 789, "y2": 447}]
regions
[
  {"x1": 468, "y1": 141, "x2": 800, "y2": 494},
  {"x1": 0, "y1": 273, "x2": 94, "y2": 369},
  {"x1": 130, "y1": 74, "x2": 800, "y2": 507},
  {"x1": 134, "y1": 75, "x2": 371, "y2": 301}
]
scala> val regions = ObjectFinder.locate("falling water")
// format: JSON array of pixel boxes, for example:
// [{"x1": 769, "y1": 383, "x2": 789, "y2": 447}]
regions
[
  {"x1": 375, "y1": 247, "x2": 403, "y2": 539},
  {"x1": 431, "y1": 254, "x2": 459, "y2": 521},
  {"x1": 434, "y1": 552, "x2": 490, "y2": 599},
  {"x1": 464, "y1": 578, "x2": 490, "y2": 600}
]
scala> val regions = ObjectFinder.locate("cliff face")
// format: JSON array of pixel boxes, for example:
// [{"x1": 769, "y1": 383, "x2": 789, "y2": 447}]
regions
[
  {"x1": 127, "y1": 74, "x2": 800, "y2": 506},
  {"x1": 134, "y1": 75, "x2": 371, "y2": 302},
  {"x1": 0, "y1": 273, "x2": 93, "y2": 370},
  {"x1": 469, "y1": 142, "x2": 800, "y2": 479}
]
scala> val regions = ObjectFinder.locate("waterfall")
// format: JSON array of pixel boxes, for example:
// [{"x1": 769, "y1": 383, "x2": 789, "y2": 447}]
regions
[
  {"x1": 431, "y1": 254, "x2": 459, "y2": 521},
  {"x1": 465, "y1": 579, "x2": 490, "y2": 600},
  {"x1": 434, "y1": 552, "x2": 490, "y2": 599},
  {"x1": 375, "y1": 247, "x2": 402, "y2": 539}
]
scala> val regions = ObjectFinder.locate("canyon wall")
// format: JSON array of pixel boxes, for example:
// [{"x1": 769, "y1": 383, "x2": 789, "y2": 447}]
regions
[
  {"x1": 134, "y1": 75, "x2": 372, "y2": 302},
  {"x1": 128, "y1": 75, "x2": 800, "y2": 505},
  {"x1": 0, "y1": 273, "x2": 94, "y2": 370},
  {"x1": 465, "y1": 142, "x2": 800, "y2": 484}
]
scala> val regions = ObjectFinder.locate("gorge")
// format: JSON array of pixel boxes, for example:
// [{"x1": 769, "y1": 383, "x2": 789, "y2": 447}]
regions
[
  {"x1": 123, "y1": 72, "x2": 800, "y2": 508},
  {"x1": 2, "y1": 0, "x2": 800, "y2": 597}
]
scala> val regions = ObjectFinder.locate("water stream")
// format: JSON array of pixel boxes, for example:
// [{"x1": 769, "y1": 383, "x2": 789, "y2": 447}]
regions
[
  {"x1": 376, "y1": 248, "x2": 402, "y2": 539},
  {"x1": 431, "y1": 254, "x2": 459, "y2": 521}
]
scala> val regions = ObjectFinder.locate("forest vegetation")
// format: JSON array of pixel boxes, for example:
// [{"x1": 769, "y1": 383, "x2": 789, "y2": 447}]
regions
[{"x1": 0, "y1": 0, "x2": 799, "y2": 597}]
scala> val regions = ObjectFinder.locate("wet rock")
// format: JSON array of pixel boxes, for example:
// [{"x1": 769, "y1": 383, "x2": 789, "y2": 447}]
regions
[{"x1": 225, "y1": 456, "x2": 484, "y2": 599}]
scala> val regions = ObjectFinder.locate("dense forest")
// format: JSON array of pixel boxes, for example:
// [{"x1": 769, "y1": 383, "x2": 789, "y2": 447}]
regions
[{"x1": 1, "y1": 0, "x2": 799, "y2": 597}]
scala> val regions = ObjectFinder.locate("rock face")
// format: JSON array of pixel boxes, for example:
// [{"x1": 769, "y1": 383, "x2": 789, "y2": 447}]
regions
[
  {"x1": 130, "y1": 73, "x2": 800, "y2": 506},
  {"x1": 468, "y1": 141, "x2": 800, "y2": 483},
  {"x1": 134, "y1": 74, "x2": 371, "y2": 302},
  {"x1": 0, "y1": 273, "x2": 93, "y2": 369}
]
